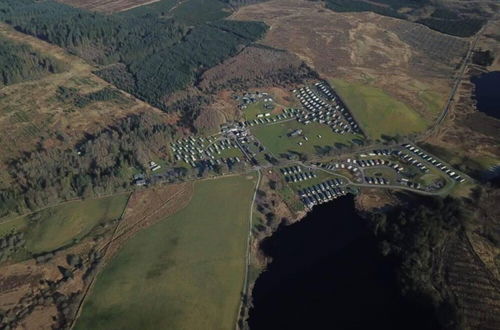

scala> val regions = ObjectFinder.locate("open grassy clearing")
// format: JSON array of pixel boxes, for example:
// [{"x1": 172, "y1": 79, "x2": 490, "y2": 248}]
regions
[
  {"x1": 417, "y1": 90, "x2": 445, "y2": 118},
  {"x1": 363, "y1": 167, "x2": 399, "y2": 183},
  {"x1": 0, "y1": 194, "x2": 129, "y2": 254},
  {"x1": 252, "y1": 120, "x2": 363, "y2": 157},
  {"x1": 275, "y1": 181, "x2": 304, "y2": 212},
  {"x1": 218, "y1": 147, "x2": 244, "y2": 159},
  {"x1": 243, "y1": 101, "x2": 275, "y2": 120},
  {"x1": 75, "y1": 174, "x2": 257, "y2": 330},
  {"x1": 330, "y1": 78, "x2": 428, "y2": 139}
]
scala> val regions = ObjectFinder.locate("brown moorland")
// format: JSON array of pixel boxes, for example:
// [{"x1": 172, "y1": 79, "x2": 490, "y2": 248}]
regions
[
  {"x1": 0, "y1": 24, "x2": 175, "y2": 188},
  {"x1": 231, "y1": 0, "x2": 469, "y2": 122}
]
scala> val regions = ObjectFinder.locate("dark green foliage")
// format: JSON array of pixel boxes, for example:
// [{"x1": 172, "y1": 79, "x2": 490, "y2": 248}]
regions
[
  {"x1": 94, "y1": 63, "x2": 135, "y2": 94},
  {"x1": 416, "y1": 17, "x2": 485, "y2": 38},
  {"x1": 430, "y1": 8, "x2": 459, "y2": 20},
  {"x1": 472, "y1": 49, "x2": 494, "y2": 66},
  {"x1": 0, "y1": 190, "x2": 25, "y2": 217},
  {"x1": 56, "y1": 86, "x2": 122, "y2": 108},
  {"x1": 0, "y1": 0, "x2": 185, "y2": 64},
  {"x1": 369, "y1": 196, "x2": 467, "y2": 328},
  {"x1": 0, "y1": 0, "x2": 268, "y2": 113},
  {"x1": 0, "y1": 231, "x2": 25, "y2": 262},
  {"x1": 324, "y1": 0, "x2": 405, "y2": 19},
  {"x1": 34, "y1": 251, "x2": 54, "y2": 264},
  {"x1": 166, "y1": 0, "x2": 229, "y2": 25},
  {"x1": 0, "y1": 36, "x2": 65, "y2": 86},
  {"x1": 118, "y1": 22, "x2": 267, "y2": 110},
  {"x1": 3, "y1": 113, "x2": 174, "y2": 213},
  {"x1": 173, "y1": 95, "x2": 212, "y2": 131},
  {"x1": 324, "y1": 0, "x2": 485, "y2": 38},
  {"x1": 66, "y1": 254, "x2": 82, "y2": 268}
]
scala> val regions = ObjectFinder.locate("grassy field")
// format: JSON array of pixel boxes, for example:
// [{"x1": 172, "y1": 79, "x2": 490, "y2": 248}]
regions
[
  {"x1": 363, "y1": 167, "x2": 399, "y2": 184},
  {"x1": 74, "y1": 174, "x2": 257, "y2": 330},
  {"x1": 418, "y1": 90, "x2": 445, "y2": 118},
  {"x1": 218, "y1": 147, "x2": 244, "y2": 159},
  {"x1": 0, "y1": 194, "x2": 129, "y2": 254},
  {"x1": 252, "y1": 120, "x2": 363, "y2": 157},
  {"x1": 330, "y1": 79, "x2": 428, "y2": 139},
  {"x1": 243, "y1": 101, "x2": 275, "y2": 120}
]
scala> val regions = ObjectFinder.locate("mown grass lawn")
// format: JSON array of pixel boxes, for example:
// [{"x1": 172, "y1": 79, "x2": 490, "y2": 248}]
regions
[
  {"x1": 74, "y1": 174, "x2": 257, "y2": 330},
  {"x1": 330, "y1": 79, "x2": 428, "y2": 139},
  {"x1": 243, "y1": 101, "x2": 274, "y2": 120},
  {"x1": 218, "y1": 147, "x2": 244, "y2": 159},
  {"x1": 0, "y1": 194, "x2": 129, "y2": 254},
  {"x1": 252, "y1": 120, "x2": 363, "y2": 157}
]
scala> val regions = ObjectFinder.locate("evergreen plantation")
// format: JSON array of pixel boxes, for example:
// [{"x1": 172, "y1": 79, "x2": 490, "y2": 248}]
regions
[
  {"x1": 0, "y1": 35, "x2": 66, "y2": 86},
  {"x1": 0, "y1": 0, "x2": 268, "y2": 110}
]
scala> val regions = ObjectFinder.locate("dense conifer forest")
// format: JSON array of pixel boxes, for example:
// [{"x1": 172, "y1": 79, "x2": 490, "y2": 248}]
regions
[
  {"x1": 324, "y1": 0, "x2": 486, "y2": 37},
  {"x1": 0, "y1": 0, "x2": 267, "y2": 110},
  {"x1": 0, "y1": 36, "x2": 66, "y2": 86}
]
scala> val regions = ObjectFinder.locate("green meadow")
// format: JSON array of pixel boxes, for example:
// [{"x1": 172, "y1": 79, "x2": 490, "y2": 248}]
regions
[
  {"x1": 75, "y1": 174, "x2": 257, "y2": 330},
  {"x1": 252, "y1": 120, "x2": 363, "y2": 157},
  {"x1": 0, "y1": 194, "x2": 129, "y2": 254},
  {"x1": 330, "y1": 79, "x2": 428, "y2": 139}
]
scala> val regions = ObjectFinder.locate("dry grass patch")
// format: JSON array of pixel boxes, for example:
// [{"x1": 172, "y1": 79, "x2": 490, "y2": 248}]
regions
[
  {"x1": 231, "y1": 0, "x2": 467, "y2": 123},
  {"x1": 103, "y1": 183, "x2": 194, "y2": 261},
  {"x1": 0, "y1": 24, "x2": 172, "y2": 187}
]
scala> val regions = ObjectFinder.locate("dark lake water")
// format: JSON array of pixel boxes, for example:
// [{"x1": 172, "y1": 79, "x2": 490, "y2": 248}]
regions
[
  {"x1": 248, "y1": 195, "x2": 440, "y2": 330},
  {"x1": 471, "y1": 71, "x2": 500, "y2": 119}
]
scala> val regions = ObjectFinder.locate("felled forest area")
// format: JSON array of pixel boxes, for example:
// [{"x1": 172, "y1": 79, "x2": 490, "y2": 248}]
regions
[
  {"x1": 0, "y1": 35, "x2": 66, "y2": 87},
  {"x1": 0, "y1": 0, "x2": 268, "y2": 110},
  {"x1": 0, "y1": 113, "x2": 174, "y2": 217}
]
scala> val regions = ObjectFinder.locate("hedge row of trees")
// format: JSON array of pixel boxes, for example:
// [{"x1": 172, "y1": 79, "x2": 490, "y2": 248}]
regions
[
  {"x1": 0, "y1": 35, "x2": 66, "y2": 86},
  {"x1": 0, "y1": 0, "x2": 268, "y2": 112}
]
